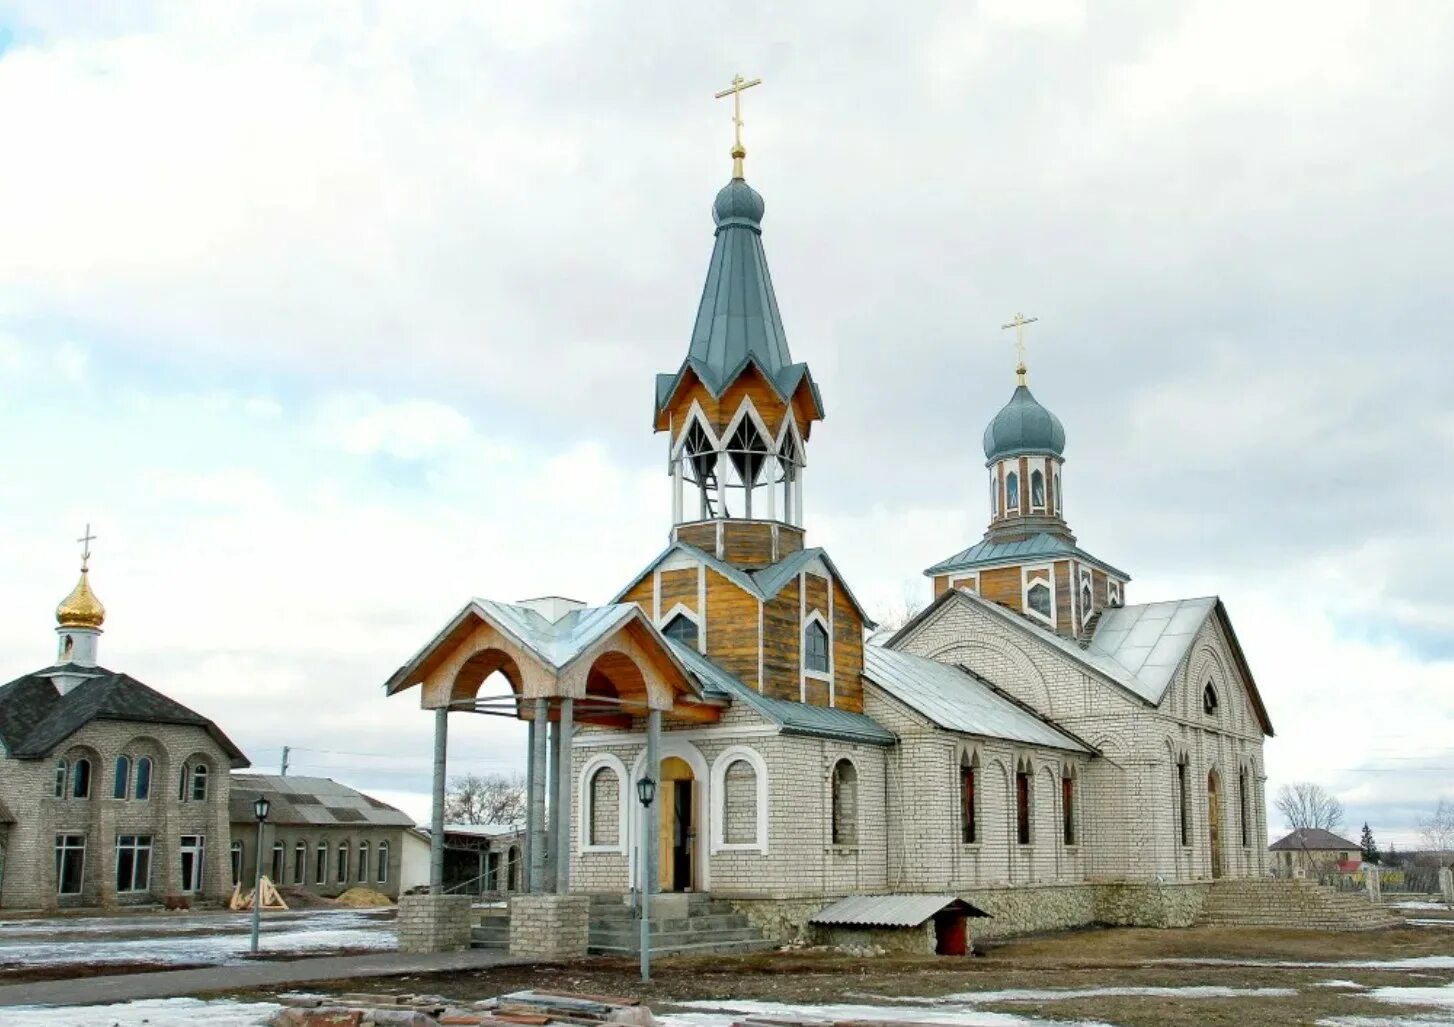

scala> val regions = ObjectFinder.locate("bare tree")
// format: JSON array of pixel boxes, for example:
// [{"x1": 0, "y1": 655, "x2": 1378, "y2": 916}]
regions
[
  {"x1": 1274, "y1": 782, "x2": 1345, "y2": 832},
  {"x1": 1419, "y1": 798, "x2": 1454, "y2": 858},
  {"x1": 445, "y1": 772, "x2": 526, "y2": 828},
  {"x1": 873, "y1": 579, "x2": 930, "y2": 632}
]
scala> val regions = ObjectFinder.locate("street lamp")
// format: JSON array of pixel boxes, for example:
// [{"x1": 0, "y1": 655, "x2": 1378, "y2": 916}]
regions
[
  {"x1": 637, "y1": 776, "x2": 657, "y2": 982},
  {"x1": 249, "y1": 795, "x2": 270, "y2": 955}
]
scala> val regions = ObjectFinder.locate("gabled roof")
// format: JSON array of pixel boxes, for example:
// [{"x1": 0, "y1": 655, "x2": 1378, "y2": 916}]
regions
[
  {"x1": 666, "y1": 639, "x2": 895, "y2": 747},
  {"x1": 1269, "y1": 828, "x2": 1360, "y2": 852},
  {"x1": 611, "y1": 541, "x2": 876, "y2": 627},
  {"x1": 888, "y1": 587, "x2": 1273, "y2": 736},
  {"x1": 811, "y1": 893, "x2": 990, "y2": 927},
  {"x1": 230, "y1": 774, "x2": 414, "y2": 828},
  {"x1": 925, "y1": 532, "x2": 1130, "y2": 580},
  {"x1": 0, "y1": 665, "x2": 248, "y2": 766},
  {"x1": 863, "y1": 646, "x2": 1090, "y2": 753}
]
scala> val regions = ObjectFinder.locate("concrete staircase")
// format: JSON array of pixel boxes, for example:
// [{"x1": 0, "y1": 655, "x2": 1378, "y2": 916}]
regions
[
  {"x1": 469, "y1": 893, "x2": 775, "y2": 956},
  {"x1": 1197, "y1": 878, "x2": 1403, "y2": 931},
  {"x1": 469, "y1": 905, "x2": 511, "y2": 950}
]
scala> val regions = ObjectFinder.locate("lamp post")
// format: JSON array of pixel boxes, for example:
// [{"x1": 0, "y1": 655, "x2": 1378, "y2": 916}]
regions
[
  {"x1": 249, "y1": 795, "x2": 270, "y2": 955},
  {"x1": 636, "y1": 775, "x2": 657, "y2": 982}
]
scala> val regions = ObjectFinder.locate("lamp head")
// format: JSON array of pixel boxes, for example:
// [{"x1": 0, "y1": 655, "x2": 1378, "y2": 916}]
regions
[
  {"x1": 254, "y1": 795, "x2": 271, "y2": 822},
  {"x1": 636, "y1": 776, "x2": 657, "y2": 808}
]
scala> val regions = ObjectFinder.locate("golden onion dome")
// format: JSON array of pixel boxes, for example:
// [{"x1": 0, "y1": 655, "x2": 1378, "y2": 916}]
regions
[{"x1": 56, "y1": 569, "x2": 105, "y2": 629}]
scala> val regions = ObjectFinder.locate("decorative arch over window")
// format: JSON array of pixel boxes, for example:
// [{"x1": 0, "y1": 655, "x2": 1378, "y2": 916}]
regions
[
  {"x1": 960, "y1": 749, "x2": 980, "y2": 845},
  {"x1": 1006, "y1": 470, "x2": 1020, "y2": 512},
  {"x1": 711, "y1": 746, "x2": 769, "y2": 853},
  {"x1": 1078, "y1": 571, "x2": 1093, "y2": 621},
  {"x1": 1107, "y1": 579, "x2": 1122, "y2": 608},
  {"x1": 803, "y1": 616, "x2": 830, "y2": 675},
  {"x1": 1015, "y1": 757, "x2": 1033, "y2": 846},
  {"x1": 113, "y1": 756, "x2": 131, "y2": 800},
  {"x1": 723, "y1": 412, "x2": 773, "y2": 519},
  {"x1": 1031, "y1": 468, "x2": 1046, "y2": 510},
  {"x1": 830, "y1": 758, "x2": 858, "y2": 846},
  {"x1": 1062, "y1": 763, "x2": 1078, "y2": 846},
  {"x1": 134, "y1": 757, "x2": 153, "y2": 801},
  {"x1": 71, "y1": 757, "x2": 92, "y2": 799},
  {"x1": 1203, "y1": 682, "x2": 1219, "y2": 716},
  {"x1": 578, "y1": 754, "x2": 628, "y2": 853}
]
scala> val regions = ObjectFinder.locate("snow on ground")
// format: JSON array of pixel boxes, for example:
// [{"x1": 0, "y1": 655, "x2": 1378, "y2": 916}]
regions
[
  {"x1": 941, "y1": 985, "x2": 1297, "y2": 1002},
  {"x1": 1314, "y1": 980, "x2": 1369, "y2": 989},
  {"x1": 1406, "y1": 919, "x2": 1454, "y2": 928},
  {"x1": 0, "y1": 909, "x2": 394, "y2": 967},
  {"x1": 1156, "y1": 956, "x2": 1454, "y2": 971},
  {"x1": 667, "y1": 999, "x2": 1110, "y2": 1026},
  {"x1": 1318, "y1": 1017, "x2": 1454, "y2": 1026},
  {"x1": 0, "y1": 998, "x2": 282, "y2": 1026},
  {"x1": 1368, "y1": 981, "x2": 1454, "y2": 1010},
  {"x1": 1390, "y1": 902, "x2": 1453, "y2": 911}
]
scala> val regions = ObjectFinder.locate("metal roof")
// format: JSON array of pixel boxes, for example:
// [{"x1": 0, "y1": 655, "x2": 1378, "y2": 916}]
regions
[
  {"x1": 1088, "y1": 598, "x2": 1218, "y2": 703},
  {"x1": 472, "y1": 600, "x2": 639, "y2": 670},
  {"x1": 1269, "y1": 828, "x2": 1361, "y2": 852},
  {"x1": 983, "y1": 383, "x2": 1066, "y2": 462},
  {"x1": 925, "y1": 532, "x2": 1130, "y2": 580},
  {"x1": 810, "y1": 893, "x2": 989, "y2": 927},
  {"x1": 666, "y1": 639, "x2": 895, "y2": 747},
  {"x1": 864, "y1": 647, "x2": 1089, "y2": 752},
  {"x1": 229, "y1": 775, "x2": 415, "y2": 829}
]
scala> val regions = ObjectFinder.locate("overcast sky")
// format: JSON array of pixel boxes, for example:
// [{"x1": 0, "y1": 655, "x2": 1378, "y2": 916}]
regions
[{"x1": 1, "y1": 1, "x2": 1450, "y2": 848}]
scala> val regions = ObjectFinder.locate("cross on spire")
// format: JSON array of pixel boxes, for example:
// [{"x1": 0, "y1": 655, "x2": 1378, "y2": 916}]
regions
[
  {"x1": 1001, "y1": 312, "x2": 1039, "y2": 385},
  {"x1": 713, "y1": 73, "x2": 762, "y2": 179},
  {"x1": 77, "y1": 523, "x2": 96, "y2": 572}
]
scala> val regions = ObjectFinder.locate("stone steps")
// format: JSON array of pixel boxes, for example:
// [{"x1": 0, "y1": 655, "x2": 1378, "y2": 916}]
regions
[{"x1": 1196, "y1": 880, "x2": 1402, "y2": 931}]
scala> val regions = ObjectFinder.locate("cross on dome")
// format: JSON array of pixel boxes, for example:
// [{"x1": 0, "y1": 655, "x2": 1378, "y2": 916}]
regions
[
  {"x1": 713, "y1": 73, "x2": 762, "y2": 179},
  {"x1": 1001, "y1": 312, "x2": 1038, "y2": 384}
]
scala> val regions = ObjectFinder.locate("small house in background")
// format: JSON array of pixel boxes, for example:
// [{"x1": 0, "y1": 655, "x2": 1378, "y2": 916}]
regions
[
  {"x1": 1269, "y1": 828, "x2": 1361, "y2": 876},
  {"x1": 410, "y1": 824, "x2": 526, "y2": 898},
  {"x1": 809, "y1": 894, "x2": 990, "y2": 956}
]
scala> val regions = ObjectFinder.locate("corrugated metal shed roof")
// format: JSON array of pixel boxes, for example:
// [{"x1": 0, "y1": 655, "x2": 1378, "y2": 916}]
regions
[
  {"x1": 864, "y1": 647, "x2": 1089, "y2": 752},
  {"x1": 666, "y1": 640, "x2": 895, "y2": 747},
  {"x1": 229, "y1": 775, "x2": 415, "y2": 828},
  {"x1": 925, "y1": 532, "x2": 1130, "y2": 580},
  {"x1": 810, "y1": 893, "x2": 989, "y2": 927}
]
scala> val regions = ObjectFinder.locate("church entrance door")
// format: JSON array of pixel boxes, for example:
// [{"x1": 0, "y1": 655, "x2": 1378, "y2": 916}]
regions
[
  {"x1": 659, "y1": 756, "x2": 696, "y2": 892},
  {"x1": 1207, "y1": 771, "x2": 1224, "y2": 879}
]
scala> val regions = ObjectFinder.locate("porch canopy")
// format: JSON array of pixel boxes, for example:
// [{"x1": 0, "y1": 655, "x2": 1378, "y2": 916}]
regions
[{"x1": 384, "y1": 596, "x2": 724, "y2": 896}]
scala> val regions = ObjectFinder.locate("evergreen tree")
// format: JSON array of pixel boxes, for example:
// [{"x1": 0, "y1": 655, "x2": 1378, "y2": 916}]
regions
[{"x1": 1360, "y1": 822, "x2": 1381, "y2": 865}]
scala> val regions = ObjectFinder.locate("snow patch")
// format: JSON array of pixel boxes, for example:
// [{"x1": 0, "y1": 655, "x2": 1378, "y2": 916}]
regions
[
  {"x1": 943, "y1": 985, "x2": 1296, "y2": 1002},
  {"x1": 0, "y1": 997, "x2": 281, "y2": 1027},
  {"x1": 1368, "y1": 981, "x2": 1454, "y2": 1009},
  {"x1": 666, "y1": 999, "x2": 1109, "y2": 1026},
  {"x1": 1314, "y1": 980, "x2": 1368, "y2": 989}
]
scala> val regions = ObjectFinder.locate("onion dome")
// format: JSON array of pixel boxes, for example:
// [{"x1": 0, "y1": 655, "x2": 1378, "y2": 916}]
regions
[
  {"x1": 982, "y1": 385, "x2": 1066, "y2": 463},
  {"x1": 56, "y1": 569, "x2": 105, "y2": 629},
  {"x1": 713, "y1": 178, "x2": 765, "y2": 227}
]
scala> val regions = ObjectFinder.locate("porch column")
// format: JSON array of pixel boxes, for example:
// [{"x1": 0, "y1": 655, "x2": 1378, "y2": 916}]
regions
[
  {"x1": 555, "y1": 697, "x2": 574, "y2": 894},
  {"x1": 645, "y1": 708, "x2": 661, "y2": 897},
  {"x1": 547, "y1": 717, "x2": 561, "y2": 891},
  {"x1": 523, "y1": 716, "x2": 535, "y2": 882},
  {"x1": 528, "y1": 697, "x2": 549, "y2": 893},
  {"x1": 429, "y1": 707, "x2": 448, "y2": 894}
]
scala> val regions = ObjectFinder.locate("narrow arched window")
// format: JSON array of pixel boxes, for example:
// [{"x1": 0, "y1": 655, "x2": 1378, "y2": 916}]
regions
[
  {"x1": 725, "y1": 417, "x2": 772, "y2": 519},
  {"x1": 1079, "y1": 575, "x2": 1093, "y2": 618},
  {"x1": 1031, "y1": 468, "x2": 1046, "y2": 509},
  {"x1": 588, "y1": 766, "x2": 620, "y2": 847},
  {"x1": 270, "y1": 842, "x2": 285, "y2": 882},
  {"x1": 661, "y1": 613, "x2": 699, "y2": 649},
  {"x1": 230, "y1": 840, "x2": 243, "y2": 886},
  {"x1": 722, "y1": 758, "x2": 759, "y2": 845},
  {"x1": 1055, "y1": 470, "x2": 1063, "y2": 514},
  {"x1": 1176, "y1": 754, "x2": 1191, "y2": 847},
  {"x1": 1203, "y1": 683, "x2": 1219, "y2": 716},
  {"x1": 1006, "y1": 470, "x2": 1020, "y2": 511},
  {"x1": 680, "y1": 420, "x2": 719, "y2": 520},
  {"x1": 72, "y1": 758, "x2": 92, "y2": 799},
  {"x1": 54, "y1": 758, "x2": 69, "y2": 798},
  {"x1": 293, "y1": 842, "x2": 306, "y2": 885},
  {"x1": 1238, "y1": 766, "x2": 1250, "y2": 848},
  {"x1": 337, "y1": 842, "x2": 350, "y2": 883},
  {"x1": 190, "y1": 764, "x2": 208, "y2": 802},
  {"x1": 1062, "y1": 765, "x2": 1077, "y2": 845},
  {"x1": 1016, "y1": 759, "x2": 1032, "y2": 845},
  {"x1": 316, "y1": 842, "x2": 328, "y2": 885},
  {"x1": 777, "y1": 431, "x2": 802, "y2": 526},
  {"x1": 960, "y1": 752, "x2": 978, "y2": 844},
  {"x1": 831, "y1": 759, "x2": 858, "y2": 846},
  {"x1": 804, "y1": 620, "x2": 830, "y2": 674},
  {"x1": 113, "y1": 756, "x2": 131, "y2": 799},
  {"x1": 357, "y1": 841, "x2": 369, "y2": 883},
  {"x1": 134, "y1": 757, "x2": 152, "y2": 801},
  {"x1": 377, "y1": 841, "x2": 390, "y2": 884},
  {"x1": 990, "y1": 474, "x2": 999, "y2": 517}
]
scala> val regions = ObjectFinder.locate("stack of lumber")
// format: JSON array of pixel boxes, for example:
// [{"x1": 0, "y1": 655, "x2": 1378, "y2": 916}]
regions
[
  {"x1": 268, "y1": 990, "x2": 654, "y2": 1027},
  {"x1": 476, "y1": 990, "x2": 653, "y2": 1026}
]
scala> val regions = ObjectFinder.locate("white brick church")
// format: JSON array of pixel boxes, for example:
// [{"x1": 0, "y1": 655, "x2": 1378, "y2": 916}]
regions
[{"x1": 387, "y1": 137, "x2": 1273, "y2": 943}]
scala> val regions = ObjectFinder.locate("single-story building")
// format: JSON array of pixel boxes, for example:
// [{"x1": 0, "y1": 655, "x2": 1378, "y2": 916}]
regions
[
  {"x1": 408, "y1": 823, "x2": 526, "y2": 897},
  {"x1": 810, "y1": 894, "x2": 990, "y2": 956},
  {"x1": 1269, "y1": 828, "x2": 1361, "y2": 876}
]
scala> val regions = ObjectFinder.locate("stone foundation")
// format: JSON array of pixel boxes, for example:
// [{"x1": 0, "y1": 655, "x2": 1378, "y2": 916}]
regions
[
  {"x1": 397, "y1": 893, "x2": 473, "y2": 953},
  {"x1": 509, "y1": 894, "x2": 589, "y2": 960},
  {"x1": 820, "y1": 922, "x2": 938, "y2": 956}
]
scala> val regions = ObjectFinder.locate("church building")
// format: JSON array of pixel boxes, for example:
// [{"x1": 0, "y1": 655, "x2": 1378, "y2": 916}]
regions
[{"x1": 386, "y1": 93, "x2": 1274, "y2": 947}]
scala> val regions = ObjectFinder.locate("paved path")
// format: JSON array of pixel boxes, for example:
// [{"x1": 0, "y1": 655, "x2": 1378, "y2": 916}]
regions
[{"x1": 0, "y1": 949, "x2": 515, "y2": 1008}]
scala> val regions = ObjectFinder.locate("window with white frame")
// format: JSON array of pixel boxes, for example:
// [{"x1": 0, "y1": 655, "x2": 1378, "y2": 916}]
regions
[
  {"x1": 135, "y1": 757, "x2": 152, "y2": 801},
  {"x1": 53, "y1": 758, "x2": 68, "y2": 798},
  {"x1": 1078, "y1": 571, "x2": 1093, "y2": 619},
  {"x1": 723, "y1": 414, "x2": 773, "y2": 519},
  {"x1": 357, "y1": 842, "x2": 369, "y2": 883},
  {"x1": 831, "y1": 759, "x2": 858, "y2": 846},
  {"x1": 336, "y1": 842, "x2": 350, "y2": 883},
  {"x1": 804, "y1": 619, "x2": 830, "y2": 674},
  {"x1": 1024, "y1": 569, "x2": 1054, "y2": 624},
  {"x1": 1006, "y1": 470, "x2": 1020, "y2": 512},
  {"x1": 776, "y1": 429, "x2": 803, "y2": 526},
  {"x1": 271, "y1": 842, "x2": 284, "y2": 882},
  {"x1": 113, "y1": 756, "x2": 131, "y2": 800},
  {"x1": 661, "y1": 611, "x2": 699, "y2": 649},
  {"x1": 293, "y1": 842, "x2": 306, "y2": 885},
  {"x1": 710, "y1": 747, "x2": 768, "y2": 853},
  {"x1": 189, "y1": 763, "x2": 208, "y2": 802},
  {"x1": 230, "y1": 840, "x2": 243, "y2": 885},
  {"x1": 1031, "y1": 467, "x2": 1046, "y2": 510},
  {"x1": 990, "y1": 473, "x2": 999, "y2": 517},
  {"x1": 55, "y1": 834, "x2": 85, "y2": 895},
  {"x1": 1054, "y1": 469, "x2": 1063, "y2": 515},
  {"x1": 588, "y1": 765, "x2": 620, "y2": 847},
  {"x1": 1107, "y1": 579, "x2": 1122, "y2": 607},
  {"x1": 315, "y1": 842, "x2": 328, "y2": 885},
  {"x1": 179, "y1": 835, "x2": 205, "y2": 893},
  {"x1": 377, "y1": 841, "x2": 390, "y2": 884},
  {"x1": 116, "y1": 835, "x2": 152, "y2": 893}
]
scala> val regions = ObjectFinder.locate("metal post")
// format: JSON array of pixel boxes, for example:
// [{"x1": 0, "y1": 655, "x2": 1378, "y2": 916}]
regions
[
  {"x1": 646, "y1": 709, "x2": 661, "y2": 899},
  {"x1": 430, "y1": 707, "x2": 448, "y2": 894},
  {"x1": 523, "y1": 716, "x2": 535, "y2": 883},
  {"x1": 556, "y1": 698, "x2": 574, "y2": 895},
  {"x1": 249, "y1": 817, "x2": 265, "y2": 954},
  {"x1": 547, "y1": 716, "x2": 561, "y2": 892},
  {"x1": 529, "y1": 698, "x2": 549, "y2": 893},
  {"x1": 641, "y1": 708, "x2": 662, "y2": 982}
]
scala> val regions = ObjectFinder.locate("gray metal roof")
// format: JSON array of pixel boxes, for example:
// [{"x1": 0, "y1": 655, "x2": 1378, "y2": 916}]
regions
[
  {"x1": 925, "y1": 532, "x2": 1130, "y2": 580},
  {"x1": 810, "y1": 893, "x2": 989, "y2": 927},
  {"x1": 864, "y1": 646, "x2": 1089, "y2": 752},
  {"x1": 983, "y1": 383, "x2": 1066, "y2": 462},
  {"x1": 666, "y1": 639, "x2": 895, "y2": 747},
  {"x1": 229, "y1": 775, "x2": 415, "y2": 829},
  {"x1": 1088, "y1": 599, "x2": 1218, "y2": 702},
  {"x1": 472, "y1": 600, "x2": 639, "y2": 670},
  {"x1": 653, "y1": 176, "x2": 823, "y2": 418},
  {"x1": 1269, "y1": 828, "x2": 1360, "y2": 852}
]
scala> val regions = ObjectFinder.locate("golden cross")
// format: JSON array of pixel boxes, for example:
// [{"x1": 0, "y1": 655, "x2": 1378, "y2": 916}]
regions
[
  {"x1": 713, "y1": 73, "x2": 762, "y2": 177},
  {"x1": 77, "y1": 523, "x2": 97, "y2": 571},
  {"x1": 1001, "y1": 312, "x2": 1039, "y2": 384}
]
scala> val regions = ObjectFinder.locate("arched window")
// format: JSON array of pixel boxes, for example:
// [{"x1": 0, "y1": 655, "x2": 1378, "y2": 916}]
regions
[
  {"x1": 1031, "y1": 468, "x2": 1046, "y2": 509},
  {"x1": 72, "y1": 758, "x2": 92, "y2": 799},
  {"x1": 292, "y1": 842, "x2": 306, "y2": 885},
  {"x1": 722, "y1": 759, "x2": 759, "y2": 845},
  {"x1": 588, "y1": 766, "x2": 620, "y2": 847},
  {"x1": 960, "y1": 751, "x2": 978, "y2": 844},
  {"x1": 804, "y1": 620, "x2": 830, "y2": 674},
  {"x1": 113, "y1": 756, "x2": 131, "y2": 800},
  {"x1": 315, "y1": 842, "x2": 328, "y2": 885},
  {"x1": 679, "y1": 419, "x2": 719, "y2": 520},
  {"x1": 1015, "y1": 758, "x2": 1032, "y2": 845},
  {"x1": 724, "y1": 416, "x2": 772, "y2": 519},
  {"x1": 190, "y1": 764, "x2": 208, "y2": 802},
  {"x1": 1203, "y1": 683, "x2": 1219, "y2": 716},
  {"x1": 1238, "y1": 766, "x2": 1250, "y2": 848},
  {"x1": 53, "y1": 758, "x2": 68, "y2": 798},
  {"x1": 990, "y1": 474, "x2": 999, "y2": 517},
  {"x1": 357, "y1": 841, "x2": 369, "y2": 883},
  {"x1": 1062, "y1": 765, "x2": 1077, "y2": 845},
  {"x1": 135, "y1": 757, "x2": 152, "y2": 801},
  {"x1": 661, "y1": 613, "x2": 699, "y2": 649},
  {"x1": 270, "y1": 842, "x2": 285, "y2": 882},
  {"x1": 830, "y1": 759, "x2": 858, "y2": 846},
  {"x1": 230, "y1": 840, "x2": 243, "y2": 886},
  {"x1": 1006, "y1": 470, "x2": 1020, "y2": 511},
  {"x1": 377, "y1": 841, "x2": 390, "y2": 884},
  {"x1": 1176, "y1": 753, "x2": 1191, "y2": 847},
  {"x1": 777, "y1": 431, "x2": 802, "y2": 526},
  {"x1": 1055, "y1": 470, "x2": 1063, "y2": 515},
  {"x1": 337, "y1": 842, "x2": 350, "y2": 883}
]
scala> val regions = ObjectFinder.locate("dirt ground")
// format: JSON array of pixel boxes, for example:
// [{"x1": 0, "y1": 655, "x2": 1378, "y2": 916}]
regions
[{"x1": 224, "y1": 916, "x2": 1454, "y2": 1026}]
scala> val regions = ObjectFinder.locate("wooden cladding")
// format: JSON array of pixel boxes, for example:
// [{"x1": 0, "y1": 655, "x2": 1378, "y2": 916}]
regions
[
  {"x1": 761, "y1": 578, "x2": 800, "y2": 702},
  {"x1": 675, "y1": 522, "x2": 717, "y2": 553},
  {"x1": 978, "y1": 566, "x2": 1022, "y2": 609},
  {"x1": 670, "y1": 520, "x2": 806, "y2": 569},
  {"x1": 703, "y1": 567, "x2": 760, "y2": 690},
  {"x1": 659, "y1": 568, "x2": 697, "y2": 613},
  {"x1": 803, "y1": 574, "x2": 829, "y2": 619},
  {"x1": 658, "y1": 363, "x2": 818, "y2": 441},
  {"x1": 833, "y1": 581, "x2": 865, "y2": 713}
]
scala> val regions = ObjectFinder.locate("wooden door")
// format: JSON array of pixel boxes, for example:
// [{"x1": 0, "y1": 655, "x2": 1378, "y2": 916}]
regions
[{"x1": 1207, "y1": 771, "x2": 1224, "y2": 879}]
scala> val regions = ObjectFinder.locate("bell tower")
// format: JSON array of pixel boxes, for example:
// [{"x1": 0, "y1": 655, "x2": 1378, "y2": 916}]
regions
[{"x1": 652, "y1": 75, "x2": 825, "y2": 569}]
